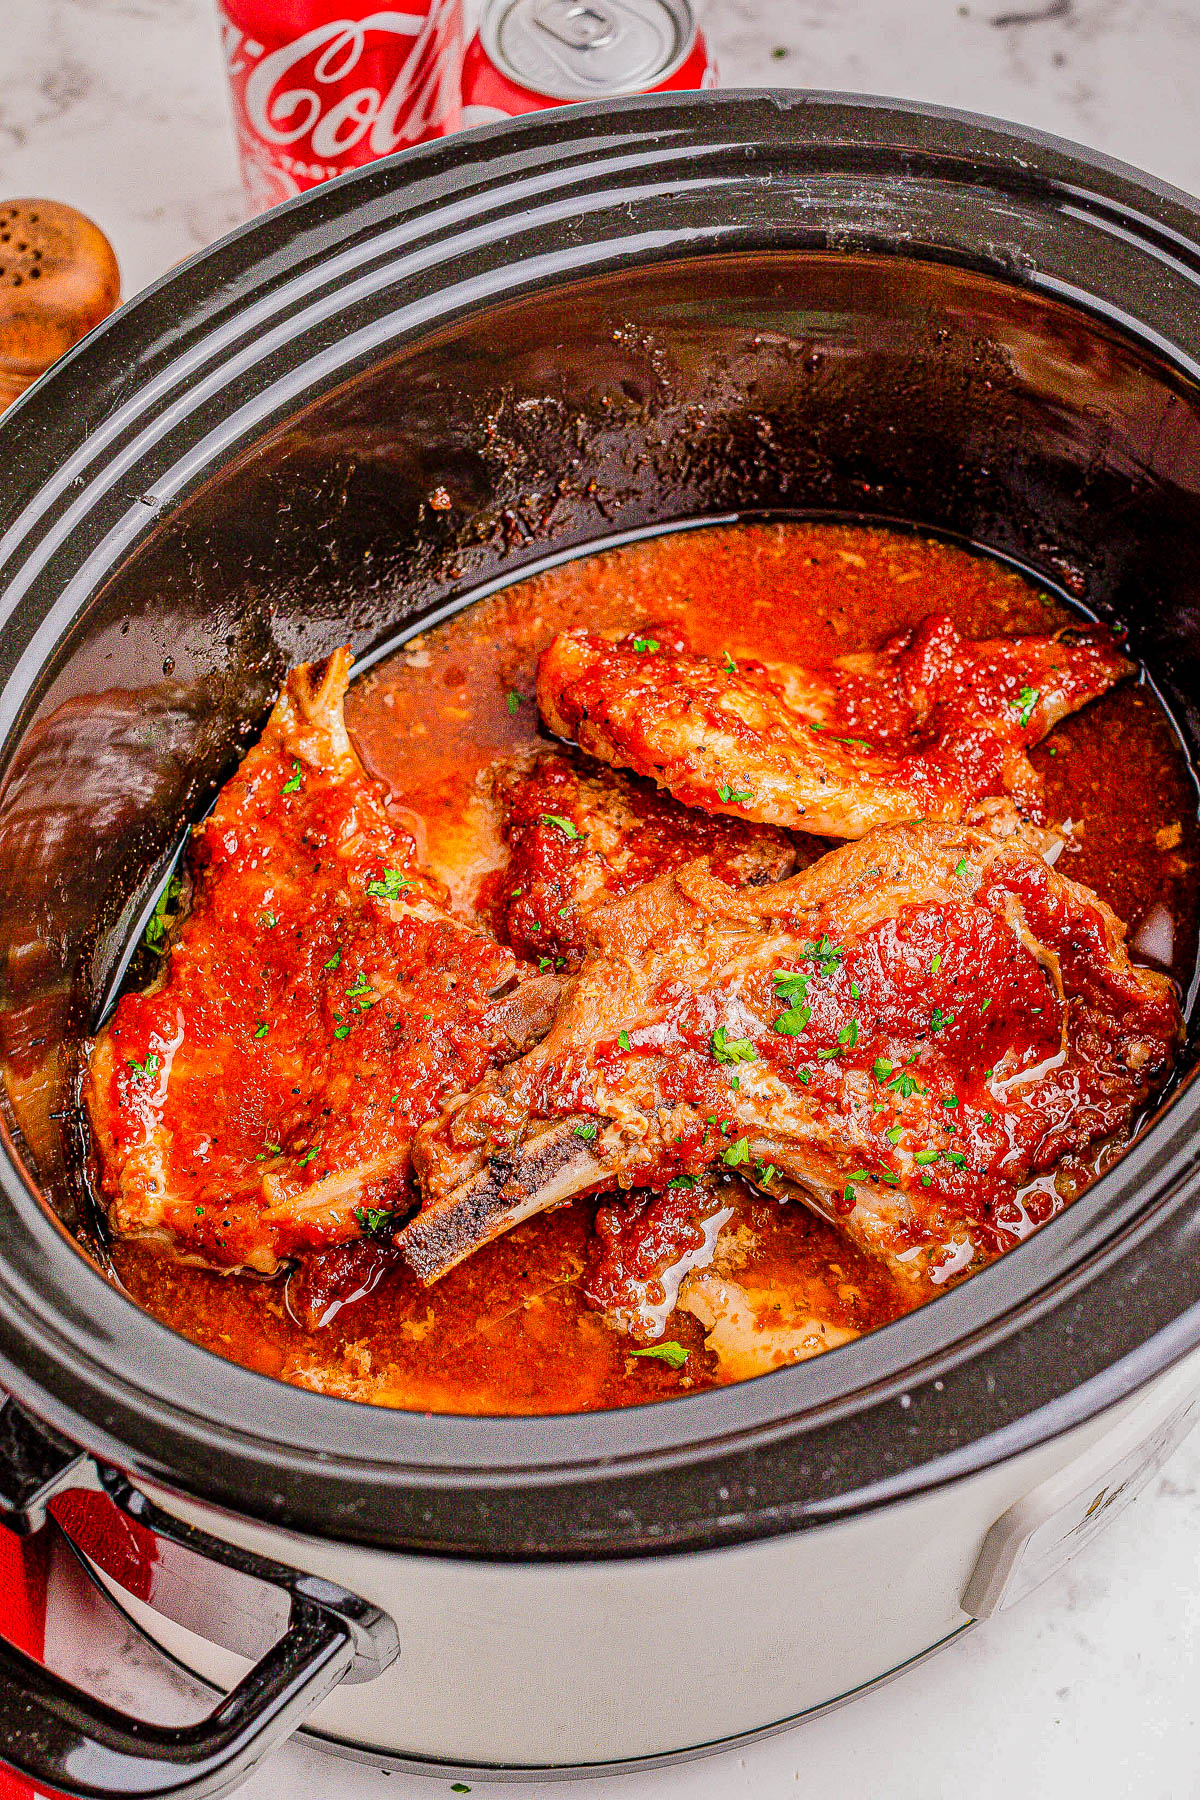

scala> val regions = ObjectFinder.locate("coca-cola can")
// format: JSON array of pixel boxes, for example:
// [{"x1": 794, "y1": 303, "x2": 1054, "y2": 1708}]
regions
[
  {"x1": 217, "y1": 0, "x2": 465, "y2": 213},
  {"x1": 461, "y1": 0, "x2": 717, "y2": 127}
]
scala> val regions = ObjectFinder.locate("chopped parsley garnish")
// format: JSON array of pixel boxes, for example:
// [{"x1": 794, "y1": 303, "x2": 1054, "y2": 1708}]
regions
[
  {"x1": 538, "y1": 956, "x2": 552, "y2": 971},
  {"x1": 1014, "y1": 684, "x2": 1040, "y2": 728},
  {"x1": 773, "y1": 969, "x2": 810, "y2": 999},
  {"x1": 125, "y1": 1053, "x2": 159, "y2": 1082},
  {"x1": 943, "y1": 1094, "x2": 959, "y2": 1109},
  {"x1": 298, "y1": 1146, "x2": 319, "y2": 1167},
  {"x1": 954, "y1": 856, "x2": 970, "y2": 878},
  {"x1": 930, "y1": 953, "x2": 942, "y2": 975},
  {"x1": 982, "y1": 1111, "x2": 994, "y2": 1124},
  {"x1": 844, "y1": 1181, "x2": 857, "y2": 1204},
  {"x1": 668, "y1": 1173, "x2": 696, "y2": 1189},
  {"x1": 632, "y1": 1341, "x2": 688, "y2": 1368},
  {"x1": 541, "y1": 813, "x2": 580, "y2": 839},
  {"x1": 774, "y1": 1002, "x2": 811, "y2": 1037},
  {"x1": 632, "y1": 637, "x2": 660, "y2": 654},
  {"x1": 756, "y1": 1161, "x2": 778, "y2": 1186},
  {"x1": 333, "y1": 1023, "x2": 351, "y2": 1040},
  {"x1": 930, "y1": 1007, "x2": 955, "y2": 1034},
  {"x1": 259, "y1": 911, "x2": 277, "y2": 929},
  {"x1": 799, "y1": 934, "x2": 844, "y2": 975},
  {"x1": 143, "y1": 875, "x2": 182, "y2": 951},
  {"x1": 948, "y1": 1151, "x2": 967, "y2": 1168},
  {"x1": 346, "y1": 973, "x2": 373, "y2": 999},
  {"x1": 324, "y1": 949, "x2": 341, "y2": 971},
  {"x1": 885, "y1": 1125, "x2": 903, "y2": 1144},
  {"x1": 980, "y1": 997, "x2": 992, "y2": 1011},
  {"x1": 772, "y1": 970, "x2": 811, "y2": 1036},
  {"x1": 717, "y1": 785, "x2": 754, "y2": 804},
  {"x1": 255, "y1": 1143, "x2": 282, "y2": 1160},
  {"x1": 354, "y1": 1205, "x2": 395, "y2": 1234},
  {"x1": 366, "y1": 869, "x2": 413, "y2": 900},
  {"x1": 253, "y1": 1021, "x2": 268, "y2": 1039},
  {"x1": 914, "y1": 1149, "x2": 938, "y2": 1166},
  {"x1": 506, "y1": 691, "x2": 521, "y2": 716},
  {"x1": 873, "y1": 1056, "x2": 893, "y2": 1082},
  {"x1": 722, "y1": 651, "x2": 737, "y2": 672},
  {"x1": 452, "y1": 1786, "x2": 472, "y2": 1794},
  {"x1": 617, "y1": 1029, "x2": 632, "y2": 1051},
  {"x1": 574, "y1": 1121, "x2": 598, "y2": 1140},
  {"x1": 282, "y1": 760, "x2": 303, "y2": 794},
  {"x1": 837, "y1": 1020, "x2": 859, "y2": 1048},
  {"x1": 850, "y1": 981, "x2": 861, "y2": 999},
  {"x1": 723, "y1": 1136, "x2": 750, "y2": 1167},
  {"x1": 886, "y1": 1056, "x2": 922, "y2": 1098},
  {"x1": 711, "y1": 1025, "x2": 756, "y2": 1065}
]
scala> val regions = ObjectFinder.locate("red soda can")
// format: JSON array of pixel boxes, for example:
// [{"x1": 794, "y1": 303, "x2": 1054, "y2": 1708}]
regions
[
  {"x1": 217, "y1": 0, "x2": 465, "y2": 213},
  {"x1": 461, "y1": 0, "x2": 717, "y2": 127}
]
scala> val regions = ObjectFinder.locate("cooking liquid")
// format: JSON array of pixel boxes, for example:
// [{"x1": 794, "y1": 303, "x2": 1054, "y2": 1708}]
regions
[{"x1": 112, "y1": 522, "x2": 1200, "y2": 1413}]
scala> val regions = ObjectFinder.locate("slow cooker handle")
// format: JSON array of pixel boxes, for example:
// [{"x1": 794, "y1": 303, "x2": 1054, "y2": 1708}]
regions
[
  {"x1": 0, "y1": 1397, "x2": 401, "y2": 1800},
  {"x1": 0, "y1": 1599, "x2": 354, "y2": 1800}
]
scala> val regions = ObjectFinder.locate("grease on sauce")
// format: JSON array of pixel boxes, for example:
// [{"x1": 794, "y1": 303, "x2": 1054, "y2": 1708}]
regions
[{"x1": 112, "y1": 523, "x2": 1200, "y2": 1413}]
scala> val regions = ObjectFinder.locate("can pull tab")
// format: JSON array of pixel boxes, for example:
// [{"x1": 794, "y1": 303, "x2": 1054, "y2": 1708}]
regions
[{"x1": 532, "y1": 0, "x2": 619, "y2": 50}]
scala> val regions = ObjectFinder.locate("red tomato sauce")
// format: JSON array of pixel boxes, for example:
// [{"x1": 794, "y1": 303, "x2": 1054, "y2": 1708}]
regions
[{"x1": 111, "y1": 522, "x2": 1200, "y2": 1413}]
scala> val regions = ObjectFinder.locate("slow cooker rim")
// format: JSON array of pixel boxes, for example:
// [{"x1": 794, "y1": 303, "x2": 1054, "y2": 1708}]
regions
[{"x1": 1, "y1": 90, "x2": 1199, "y2": 1557}]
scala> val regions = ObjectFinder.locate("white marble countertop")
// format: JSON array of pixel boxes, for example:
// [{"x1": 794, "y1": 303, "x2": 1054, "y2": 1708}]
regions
[{"x1": 4, "y1": 3, "x2": 1200, "y2": 1797}]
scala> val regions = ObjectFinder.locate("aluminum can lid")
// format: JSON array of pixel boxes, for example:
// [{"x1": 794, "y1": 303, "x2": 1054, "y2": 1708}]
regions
[{"x1": 481, "y1": 0, "x2": 698, "y2": 100}]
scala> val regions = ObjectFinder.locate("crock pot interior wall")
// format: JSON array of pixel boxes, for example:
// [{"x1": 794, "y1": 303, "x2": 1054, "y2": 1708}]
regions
[
  {"x1": 4, "y1": 248, "x2": 1198, "y2": 1226},
  {"x1": 9, "y1": 243, "x2": 1200, "y2": 1224}
]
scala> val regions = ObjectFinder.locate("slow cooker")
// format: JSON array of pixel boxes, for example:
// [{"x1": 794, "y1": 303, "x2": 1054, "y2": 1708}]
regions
[{"x1": 0, "y1": 92, "x2": 1198, "y2": 1798}]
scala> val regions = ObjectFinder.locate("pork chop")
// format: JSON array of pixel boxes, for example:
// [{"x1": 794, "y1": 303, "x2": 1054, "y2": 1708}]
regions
[
  {"x1": 85, "y1": 648, "x2": 557, "y2": 1274},
  {"x1": 482, "y1": 747, "x2": 803, "y2": 971},
  {"x1": 537, "y1": 615, "x2": 1133, "y2": 837},
  {"x1": 402, "y1": 801, "x2": 1179, "y2": 1290}
]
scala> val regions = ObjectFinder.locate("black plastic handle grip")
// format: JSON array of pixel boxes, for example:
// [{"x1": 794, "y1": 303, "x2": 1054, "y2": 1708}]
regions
[
  {"x1": 0, "y1": 1396, "x2": 400, "y2": 1800},
  {"x1": 0, "y1": 1598, "x2": 353, "y2": 1800}
]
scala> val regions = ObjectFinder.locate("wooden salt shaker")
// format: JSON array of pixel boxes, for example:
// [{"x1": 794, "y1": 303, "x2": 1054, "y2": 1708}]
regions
[{"x1": 0, "y1": 200, "x2": 120, "y2": 411}]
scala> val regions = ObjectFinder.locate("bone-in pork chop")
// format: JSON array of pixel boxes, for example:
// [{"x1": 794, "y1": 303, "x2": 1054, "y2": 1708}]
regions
[
  {"x1": 482, "y1": 748, "x2": 803, "y2": 972},
  {"x1": 537, "y1": 615, "x2": 1133, "y2": 837},
  {"x1": 85, "y1": 649, "x2": 556, "y2": 1274},
  {"x1": 402, "y1": 801, "x2": 1179, "y2": 1289}
]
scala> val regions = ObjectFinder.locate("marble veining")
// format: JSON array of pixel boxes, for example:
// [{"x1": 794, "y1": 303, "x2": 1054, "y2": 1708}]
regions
[{"x1": 3, "y1": 3, "x2": 1200, "y2": 1795}]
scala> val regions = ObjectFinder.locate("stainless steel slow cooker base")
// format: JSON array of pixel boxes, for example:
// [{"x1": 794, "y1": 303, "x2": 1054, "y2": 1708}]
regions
[
  {"x1": 66, "y1": 1352, "x2": 1197, "y2": 1773},
  {"x1": 295, "y1": 1632, "x2": 978, "y2": 1781},
  {"x1": 79, "y1": 1562, "x2": 975, "y2": 1780}
]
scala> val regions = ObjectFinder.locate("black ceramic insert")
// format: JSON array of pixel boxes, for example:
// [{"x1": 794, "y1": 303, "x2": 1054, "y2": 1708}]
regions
[{"x1": 0, "y1": 93, "x2": 1197, "y2": 1559}]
